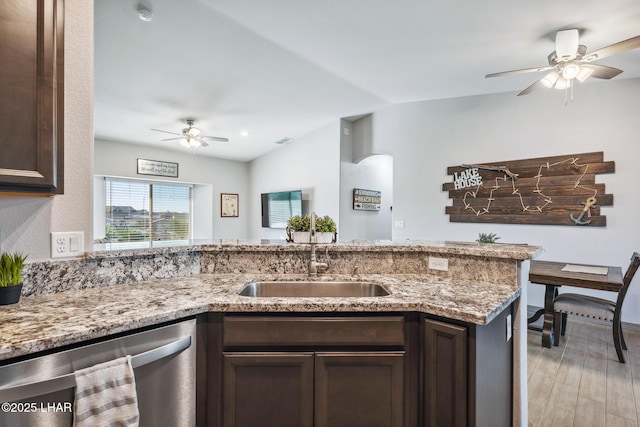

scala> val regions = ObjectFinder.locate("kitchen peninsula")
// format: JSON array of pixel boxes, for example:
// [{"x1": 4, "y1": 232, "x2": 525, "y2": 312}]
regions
[{"x1": 0, "y1": 240, "x2": 541, "y2": 427}]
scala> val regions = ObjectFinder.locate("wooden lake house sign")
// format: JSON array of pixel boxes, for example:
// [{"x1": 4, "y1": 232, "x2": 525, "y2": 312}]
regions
[{"x1": 443, "y1": 152, "x2": 614, "y2": 226}]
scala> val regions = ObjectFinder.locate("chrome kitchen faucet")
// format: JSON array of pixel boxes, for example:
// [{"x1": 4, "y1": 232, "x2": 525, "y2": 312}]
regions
[{"x1": 308, "y1": 211, "x2": 329, "y2": 277}]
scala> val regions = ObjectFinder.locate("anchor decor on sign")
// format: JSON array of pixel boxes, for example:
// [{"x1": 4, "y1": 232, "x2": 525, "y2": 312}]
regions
[
  {"x1": 570, "y1": 196, "x2": 597, "y2": 225},
  {"x1": 443, "y1": 152, "x2": 615, "y2": 226}
]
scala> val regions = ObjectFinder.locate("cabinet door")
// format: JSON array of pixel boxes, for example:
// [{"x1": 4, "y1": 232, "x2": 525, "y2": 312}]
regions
[
  {"x1": 0, "y1": 0, "x2": 64, "y2": 194},
  {"x1": 315, "y1": 352, "x2": 404, "y2": 427},
  {"x1": 423, "y1": 319, "x2": 467, "y2": 427},
  {"x1": 223, "y1": 352, "x2": 314, "y2": 427}
]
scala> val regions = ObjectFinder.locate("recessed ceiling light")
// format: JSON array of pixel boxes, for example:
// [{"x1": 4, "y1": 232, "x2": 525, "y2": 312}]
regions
[
  {"x1": 137, "y1": 7, "x2": 153, "y2": 22},
  {"x1": 240, "y1": 131, "x2": 250, "y2": 137}
]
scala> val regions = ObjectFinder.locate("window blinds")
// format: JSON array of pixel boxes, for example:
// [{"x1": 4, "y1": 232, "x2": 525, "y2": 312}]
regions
[{"x1": 105, "y1": 178, "x2": 192, "y2": 242}]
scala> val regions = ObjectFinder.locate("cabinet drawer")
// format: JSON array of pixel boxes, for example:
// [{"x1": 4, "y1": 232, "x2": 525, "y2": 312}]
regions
[{"x1": 223, "y1": 316, "x2": 405, "y2": 347}]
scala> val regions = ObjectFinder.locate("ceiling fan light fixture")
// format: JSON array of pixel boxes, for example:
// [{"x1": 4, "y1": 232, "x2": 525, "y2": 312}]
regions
[
  {"x1": 180, "y1": 136, "x2": 203, "y2": 148},
  {"x1": 541, "y1": 71, "x2": 559, "y2": 88},
  {"x1": 576, "y1": 67, "x2": 594, "y2": 83},
  {"x1": 187, "y1": 127, "x2": 201, "y2": 137},
  {"x1": 561, "y1": 63, "x2": 581, "y2": 80},
  {"x1": 554, "y1": 76, "x2": 571, "y2": 90}
]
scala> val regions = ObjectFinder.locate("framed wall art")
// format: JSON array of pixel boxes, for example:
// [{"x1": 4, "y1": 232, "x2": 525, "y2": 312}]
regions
[{"x1": 221, "y1": 193, "x2": 239, "y2": 217}]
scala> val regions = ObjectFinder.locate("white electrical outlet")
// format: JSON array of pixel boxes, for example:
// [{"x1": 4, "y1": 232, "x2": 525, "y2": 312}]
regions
[
  {"x1": 51, "y1": 232, "x2": 85, "y2": 259},
  {"x1": 428, "y1": 257, "x2": 448, "y2": 271},
  {"x1": 395, "y1": 220, "x2": 405, "y2": 229},
  {"x1": 506, "y1": 314, "x2": 512, "y2": 341}
]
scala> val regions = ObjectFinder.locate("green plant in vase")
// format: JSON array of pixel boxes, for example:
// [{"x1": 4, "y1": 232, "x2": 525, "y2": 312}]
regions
[
  {"x1": 314, "y1": 215, "x2": 337, "y2": 233},
  {"x1": 476, "y1": 233, "x2": 500, "y2": 243},
  {"x1": 286, "y1": 215, "x2": 310, "y2": 233},
  {"x1": 0, "y1": 252, "x2": 28, "y2": 305}
]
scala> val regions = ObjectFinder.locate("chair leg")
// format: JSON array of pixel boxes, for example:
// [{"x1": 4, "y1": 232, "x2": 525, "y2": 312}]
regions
[
  {"x1": 553, "y1": 311, "x2": 561, "y2": 346},
  {"x1": 620, "y1": 322, "x2": 628, "y2": 351},
  {"x1": 613, "y1": 319, "x2": 626, "y2": 363},
  {"x1": 561, "y1": 313, "x2": 567, "y2": 336}
]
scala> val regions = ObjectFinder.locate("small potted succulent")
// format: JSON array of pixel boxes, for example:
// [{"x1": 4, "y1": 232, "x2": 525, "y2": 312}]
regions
[
  {"x1": 476, "y1": 233, "x2": 500, "y2": 244},
  {"x1": 286, "y1": 215, "x2": 337, "y2": 243},
  {"x1": 0, "y1": 252, "x2": 28, "y2": 305},
  {"x1": 286, "y1": 215, "x2": 311, "y2": 243},
  {"x1": 314, "y1": 215, "x2": 337, "y2": 243}
]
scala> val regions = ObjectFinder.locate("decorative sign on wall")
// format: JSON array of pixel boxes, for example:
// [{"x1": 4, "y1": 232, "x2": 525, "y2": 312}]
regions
[
  {"x1": 353, "y1": 188, "x2": 381, "y2": 211},
  {"x1": 443, "y1": 152, "x2": 615, "y2": 226},
  {"x1": 453, "y1": 167, "x2": 483, "y2": 190},
  {"x1": 137, "y1": 158, "x2": 178, "y2": 178}
]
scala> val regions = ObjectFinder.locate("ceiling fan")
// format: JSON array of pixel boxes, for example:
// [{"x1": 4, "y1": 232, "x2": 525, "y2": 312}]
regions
[
  {"x1": 485, "y1": 29, "x2": 640, "y2": 99},
  {"x1": 151, "y1": 119, "x2": 229, "y2": 148}
]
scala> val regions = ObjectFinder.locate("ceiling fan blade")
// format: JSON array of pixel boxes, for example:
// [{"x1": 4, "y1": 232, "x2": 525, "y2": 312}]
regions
[
  {"x1": 581, "y1": 35, "x2": 640, "y2": 62},
  {"x1": 199, "y1": 140, "x2": 209, "y2": 147},
  {"x1": 485, "y1": 65, "x2": 553, "y2": 78},
  {"x1": 202, "y1": 135, "x2": 230, "y2": 143},
  {"x1": 581, "y1": 63, "x2": 623, "y2": 80},
  {"x1": 517, "y1": 79, "x2": 544, "y2": 96},
  {"x1": 555, "y1": 29, "x2": 580, "y2": 60},
  {"x1": 151, "y1": 128, "x2": 181, "y2": 136},
  {"x1": 160, "y1": 137, "x2": 183, "y2": 141}
]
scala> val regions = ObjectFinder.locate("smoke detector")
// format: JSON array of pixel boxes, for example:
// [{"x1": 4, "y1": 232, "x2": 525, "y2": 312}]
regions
[{"x1": 137, "y1": 6, "x2": 153, "y2": 22}]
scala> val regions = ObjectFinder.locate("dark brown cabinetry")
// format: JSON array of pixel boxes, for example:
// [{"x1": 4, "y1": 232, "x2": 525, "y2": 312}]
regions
[
  {"x1": 422, "y1": 308, "x2": 513, "y2": 427},
  {"x1": 223, "y1": 352, "x2": 314, "y2": 427},
  {"x1": 205, "y1": 310, "x2": 512, "y2": 427},
  {"x1": 315, "y1": 352, "x2": 404, "y2": 427},
  {"x1": 216, "y1": 314, "x2": 411, "y2": 427},
  {"x1": 423, "y1": 318, "x2": 468, "y2": 427},
  {"x1": 0, "y1": 0, "x2": 64, "y2": 195}
]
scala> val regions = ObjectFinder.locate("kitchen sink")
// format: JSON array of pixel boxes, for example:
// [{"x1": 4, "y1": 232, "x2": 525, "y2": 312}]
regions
[{"x1": 238, "y1": 281, "x2": 391, "y2": 297}]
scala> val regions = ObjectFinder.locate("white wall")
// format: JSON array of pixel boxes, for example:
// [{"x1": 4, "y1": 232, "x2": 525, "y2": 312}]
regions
[
  {"x1": 340, "y1": 154, "x2": 393, "y2": 240},
  {"x1": 370, "y1": 78, "x2": 640, "y2": 323},
  {"x1": 94, "y1": 139, "x2": 250, "y2": 240},
  {"x1": 249, "y1": 121, "x2": 341, "y2": 240},
  {"x1": 0, "y1": 0, "x2": 94, "y2": 260}
]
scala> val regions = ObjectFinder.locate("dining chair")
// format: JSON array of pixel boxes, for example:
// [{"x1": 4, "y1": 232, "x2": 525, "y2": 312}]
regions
[{"x1": 553, "y1": 252, "x2": 640, "y2": 363}]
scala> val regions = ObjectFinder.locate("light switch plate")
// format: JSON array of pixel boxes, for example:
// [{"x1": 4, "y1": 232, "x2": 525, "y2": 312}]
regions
[{"x1": 51, "y1": 232, "x2": 85, "y2": 258}]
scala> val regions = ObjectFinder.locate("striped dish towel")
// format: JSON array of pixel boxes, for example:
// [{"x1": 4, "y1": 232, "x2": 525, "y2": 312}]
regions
[{"x1": 73, "y1": 355, "x2": 140, "y2": 427}]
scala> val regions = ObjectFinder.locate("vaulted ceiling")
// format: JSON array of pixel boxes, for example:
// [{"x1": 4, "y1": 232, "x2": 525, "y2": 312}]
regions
[{"x1": 94, "y1": 0, "x2": 640, "y2": 161}]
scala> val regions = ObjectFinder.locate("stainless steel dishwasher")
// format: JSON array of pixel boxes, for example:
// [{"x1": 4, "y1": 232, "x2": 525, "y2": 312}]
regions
[{"x1": 0, "y1": 318, "x2": 196, "y2": 427}]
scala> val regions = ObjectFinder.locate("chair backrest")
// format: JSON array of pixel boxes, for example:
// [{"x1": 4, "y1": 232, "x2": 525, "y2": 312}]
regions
[{"x1": 616, "y1": 252, "x2": 640, "y2": 308}]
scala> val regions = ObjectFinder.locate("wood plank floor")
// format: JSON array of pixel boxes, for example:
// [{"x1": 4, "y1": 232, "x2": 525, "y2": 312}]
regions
[{"x1": 528, "y1": 318, "x2": 640, "y2": 427}]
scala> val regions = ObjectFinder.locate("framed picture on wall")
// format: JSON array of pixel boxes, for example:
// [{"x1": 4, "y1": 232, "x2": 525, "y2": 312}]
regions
[{"x1": 221, "y1": 193, "x2": 239, "y2": 217}]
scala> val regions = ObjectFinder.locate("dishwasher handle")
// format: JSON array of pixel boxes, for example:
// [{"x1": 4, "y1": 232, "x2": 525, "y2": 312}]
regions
[{"x1": 0, "y1": 335, "x2": 192, "y2": 403}]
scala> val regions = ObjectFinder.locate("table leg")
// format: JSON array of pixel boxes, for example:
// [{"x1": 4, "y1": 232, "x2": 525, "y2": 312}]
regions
[{"x1": 541, "y1": 284, "x2": 558, "y2": 348}]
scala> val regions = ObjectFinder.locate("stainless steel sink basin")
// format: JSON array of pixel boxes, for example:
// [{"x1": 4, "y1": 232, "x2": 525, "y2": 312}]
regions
[{"x1": 238, "y1": 281, "x2": 391, "y2": 297}]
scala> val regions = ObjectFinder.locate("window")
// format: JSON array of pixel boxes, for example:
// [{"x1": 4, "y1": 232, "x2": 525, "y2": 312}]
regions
[
  {"x1": 261, "y1": 190, "x2": 303, "y2": 228},
  {"x1": 104, "y1": 178, "x2": 192, "y2": 243}
]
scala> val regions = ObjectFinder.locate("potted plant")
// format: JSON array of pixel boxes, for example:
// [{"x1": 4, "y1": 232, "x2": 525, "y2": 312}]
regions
[
  {"x1": 314, "y1": 215, "x2": 337, "y2": 243},
  {"x1": 286, "y1": 215, "x2": 337, "y2": 243},
  {"x1": 0, "y1": 252, "x2": 28, "y2": 305},
  {"x1": 476, "y1": 233, "x2": 500, "y2": 244},
  {"x1": 286, "y1": 215, "x2": 311, "y2": 243}
]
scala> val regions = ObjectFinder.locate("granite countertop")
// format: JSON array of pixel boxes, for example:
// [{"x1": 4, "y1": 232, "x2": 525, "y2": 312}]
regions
[
  {"x1": 89, "y1": 239, "x2": 542, "y2": 260},
  {"x1": 0, "y1": 273, "x2": 520, "y2": 361}
]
